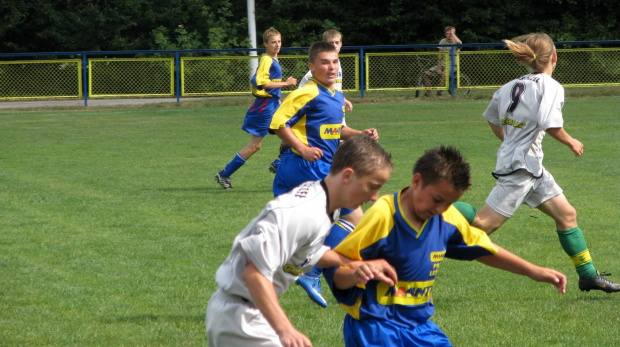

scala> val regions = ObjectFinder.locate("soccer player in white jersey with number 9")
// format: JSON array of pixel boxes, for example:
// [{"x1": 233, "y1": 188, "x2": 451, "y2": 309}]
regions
[{"x1": 458, "y1": 33, "x2": 619, "y2": 293}]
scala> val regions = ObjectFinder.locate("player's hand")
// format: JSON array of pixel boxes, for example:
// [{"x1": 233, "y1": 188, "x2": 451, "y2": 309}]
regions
[
  {"x1": 344, "y1": 99, "x2": 353, "y2": 112},
  {"x1": 299, "y1": 146, "x2": 323, "y2": 162},
  {"x1": 569, "y1": 138, "x2": 584, "y2": 157},
  {"x1": 351, "y1": 259, "x2": 397, "y2": 286},
  {"x1": 363, "y1": 128, "x2": 379, "y2": 141},
  {"x1": 530, "y1": 267, "x2": 567, "y2": 294},
  {"x1": 286, "y1": 76, "x2": 298, "y2": 87},
  {"x1": 279, "y1": 328, "x2": 312, "y2": 347}
]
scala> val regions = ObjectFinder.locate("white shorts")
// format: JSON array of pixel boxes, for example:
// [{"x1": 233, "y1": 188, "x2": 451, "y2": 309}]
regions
[
  {"x1": 486, "y1": 169, "x2": 563, "y2": 218},
  {"x1": 206, "y1": 289, "x2": 281, "y2": 347}
]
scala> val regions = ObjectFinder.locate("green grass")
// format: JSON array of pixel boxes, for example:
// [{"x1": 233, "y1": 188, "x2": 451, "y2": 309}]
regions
[{"x1": 1, "y1": 94, "x2": 619, "y2": 346}]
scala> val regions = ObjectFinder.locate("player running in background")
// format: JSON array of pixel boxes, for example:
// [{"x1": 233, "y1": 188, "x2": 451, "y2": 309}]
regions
[
  {"x1": 214, "y1": 27, "x2": 297, "y2": 189},
  {"x1": 268, "y1": 29, "x2": 353, "y2": 174},
  {"x1": 206, "y1": 135, "x2": 397, "y2": 347},
  {"x1": 455, "y1": 33, "x2": 619, "y2": 293},
  {"x1": 270, "y1": 40, "x2": 378, "y2": 307},
  {"x1": 324, "y1": 146, "x2": 567, "y2": 346}
]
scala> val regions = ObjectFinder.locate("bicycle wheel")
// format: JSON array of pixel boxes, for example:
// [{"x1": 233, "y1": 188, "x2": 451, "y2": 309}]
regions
[
  {"x1": 415, "y1": 73, "x2": 424, "y2": 98},
  {"x1": 455, "y1": 73, "x2": 471, "y2": 96}
]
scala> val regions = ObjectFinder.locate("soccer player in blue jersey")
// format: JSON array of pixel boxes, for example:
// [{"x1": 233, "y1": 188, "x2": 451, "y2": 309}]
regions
[
  {"x1": 214, "y1": 27, "x2": 297, "y2": 189},
  {"x1": 268, "y1": 29, "x2": 353, "y2": 174},
  {"x1": 324, "y1": 146, "x2": 567, "y2": 347},
  {"x1": 269, "y1": 41, "x2": 378, "y2": 307},
  {"x1": 206, "y1": 135, "x2": 397, "y2": 347}
]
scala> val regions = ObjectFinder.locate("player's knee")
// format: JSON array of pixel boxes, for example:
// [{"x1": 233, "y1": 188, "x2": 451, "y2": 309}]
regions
[
  {"x1": 250, "y1": 141, "x2": 262, "y2": 153},
  {"x1": 472, "y1": 217, "x2": 501, "y2": 235},
  {"x1": 558, "y1": 205, "x2": 578, "y2": 227}
]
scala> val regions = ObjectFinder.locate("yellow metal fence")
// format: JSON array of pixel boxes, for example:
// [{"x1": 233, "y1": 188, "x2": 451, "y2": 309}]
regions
[
  {"x1": 0, "y1": 60, "x2": 82, "y2": 99},
  {"x1": 180, "y1": 53, "x2": 359, "y2": 96},
  {"x1": 0, "y1": 46, "x2": 618, "y2": 101},
  {"x1": 89, "y1": 58, "x2": 175, "y2": 97}
]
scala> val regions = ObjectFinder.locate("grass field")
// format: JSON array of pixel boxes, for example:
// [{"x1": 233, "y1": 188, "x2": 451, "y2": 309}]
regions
[{"x1": 1, "y1": 93, "x2": 619, "y2": 346}]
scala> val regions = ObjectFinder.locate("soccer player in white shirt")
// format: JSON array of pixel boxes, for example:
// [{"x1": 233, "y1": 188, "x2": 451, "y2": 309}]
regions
[
  {"x1": 206, "y1": 135, "x2": 398, "y2": 347},
  {"x1": 456, "y1": 33, "x2": 619, "y2": 293}
]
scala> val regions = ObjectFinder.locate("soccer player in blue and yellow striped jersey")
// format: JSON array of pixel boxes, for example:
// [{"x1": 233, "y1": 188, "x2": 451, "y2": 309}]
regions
[
  {"x1": 325, "y1": 146, "x2": 567, "y2": 346},
  {"x1": 214, "y1": 27, "x2": 297, "y2": 189},
  {"x1": 270, "y1": 41, "x2": 378, "y2": 197}
]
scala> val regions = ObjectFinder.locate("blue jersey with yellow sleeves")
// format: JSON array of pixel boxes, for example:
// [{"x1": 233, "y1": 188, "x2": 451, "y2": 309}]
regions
[
  {"x1": 325, "y1": 188, "x2": 498, "y2": 327},
  {"x1": 251, "y1": 54, "x2": 283, "y2": 98},
  {"x1": 270, "y1": 78, "x2": 345, "y2": 165}
]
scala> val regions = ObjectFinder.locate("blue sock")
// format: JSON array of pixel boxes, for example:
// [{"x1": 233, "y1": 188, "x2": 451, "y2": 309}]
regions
[
  {"x1": 306, "y1": 218, "x2": 356, "y2": 278},
  {"x1": 325, "y1": 218, "x2": 355, "y2": 248},
  {"x1": 221, "y1": 153, "x2": 246, "y2": 177}
]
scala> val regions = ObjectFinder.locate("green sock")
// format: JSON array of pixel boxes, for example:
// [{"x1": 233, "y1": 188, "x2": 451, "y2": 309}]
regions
[
  {"x1": 556, "y1": 227, "x2": 597, "y2": 279},
  {"x1": 453, "y1": 201, "x2": 477, "y2": 224}
]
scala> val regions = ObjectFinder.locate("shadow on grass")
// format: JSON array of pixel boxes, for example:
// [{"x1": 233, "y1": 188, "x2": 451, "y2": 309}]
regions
[
  {"x1": 156, "y1": 187, "x2": 274, "y2": 194},
  {"x1": 101, "y1": 313, "x2": 204, "y2": 324}
]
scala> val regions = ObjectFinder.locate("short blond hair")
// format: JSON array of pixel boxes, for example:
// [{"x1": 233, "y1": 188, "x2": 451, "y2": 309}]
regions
[
  {"x1": 263, "y1": 27, "x2": 281, "y2": 43},
  {"x1": 322, "y1": 29, "x2": 342, "y2": 42}
]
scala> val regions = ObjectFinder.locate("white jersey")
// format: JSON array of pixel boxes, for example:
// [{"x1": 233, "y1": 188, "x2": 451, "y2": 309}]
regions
[
  {"x1": 214, "y1": 180, "x2": 339, "y2": 301},
  {"x1": 298, "y1": 59, "x2": 343, "y2": 91},
  {"x1": 483, "y1": 73, "x2": 564, "y2": 177}
]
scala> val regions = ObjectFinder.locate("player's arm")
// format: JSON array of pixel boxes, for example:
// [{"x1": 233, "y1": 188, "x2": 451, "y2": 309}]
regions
[
  {"x1": 243, "y1": 262, "x2": 312, "y2": 347},
  {"x1": 487, "y1": 121, "x2": 504, "y2": 141},
  {"x1": 344, "y1": 97, "x2": 353, "y2": 112},
  {"x1": 341, "y1": 126, "x2": 379, "y2": 141},
  {"x1": 546, "y1": 127, "x2": 584, "y2": 157},
  {"x1": 255, "y1": 56, "x2": 297, "y2": 90},
  {"x1": 476, "y1": 244, "x2": 566, "y2": 294},
  {"x1": 262, "y1": 77, "x2": 297, "y2": 90},
  {"x1": 274, "y1": 127, "x2": 323, "y2": 162},
  {"x1": 317, "y1": 250, "x2": 397, "y2": 289}
]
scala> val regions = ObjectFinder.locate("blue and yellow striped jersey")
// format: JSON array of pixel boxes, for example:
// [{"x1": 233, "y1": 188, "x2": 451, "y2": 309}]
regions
[
  {"x1": 270, "y1": 78, "x2": 345, "y2": 164},
  {"x1": 326, "y1": 188, "x2": 498, "y2": 326},
  {"x1": 251, "y1": 54, "x2": 283, "y2": 98}
]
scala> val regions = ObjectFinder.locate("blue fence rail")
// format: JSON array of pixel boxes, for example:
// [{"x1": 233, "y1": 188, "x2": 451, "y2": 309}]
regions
[{"x1": 1, "y1": 40, "x2": 619, "y2": 107}]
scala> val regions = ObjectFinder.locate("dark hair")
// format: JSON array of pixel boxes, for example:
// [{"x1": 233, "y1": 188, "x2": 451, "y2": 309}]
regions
[
  {"x1": 331, "y1": 135, "x2": 393, "y2": 177},
  {"x1": 308, "y1": 41, "x2": 338, "y2": 63},
  {"x1": 413, "y1": 145, "x2": 471, "y2": 192}
]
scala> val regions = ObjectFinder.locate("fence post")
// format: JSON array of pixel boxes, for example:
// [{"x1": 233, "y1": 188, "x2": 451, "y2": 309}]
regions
[
  {"x1": 175, "y1": 51, "x2": 181, "y2": 104},
  {"x1": 449, "y1": 46, "x2": 456, "y2": 96},
  {"x1": 360, "y1": 47, "x2": 365, "y2": 99},
  {"x1": 82, "y1": 52, "x2": 89, "y2": 107}
]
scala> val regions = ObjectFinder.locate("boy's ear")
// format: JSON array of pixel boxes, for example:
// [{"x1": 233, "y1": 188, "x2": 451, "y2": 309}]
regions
[
  {"x1": 411, "y1": 172, "x2": 423, "y2": 189},
  {"x1": 341, "y1": 167, "x2": 355, "y2": 183}
]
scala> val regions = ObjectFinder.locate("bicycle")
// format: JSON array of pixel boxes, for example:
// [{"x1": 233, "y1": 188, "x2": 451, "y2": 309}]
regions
[{"x1": 413, "y1": 56, "x2": 471, "y2": 97}]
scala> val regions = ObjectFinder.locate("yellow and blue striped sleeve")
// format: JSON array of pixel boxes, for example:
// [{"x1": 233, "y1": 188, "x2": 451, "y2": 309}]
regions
[
  {"x1": 335, "y1": 194, "x2": 396, "y2": 261},
  {"x1": 255, "y1": 55, "x2": 274, "y2": 87},
  {"x1": 443, "y1": 205, "x2": 498, "y2": 260},
  {"x1": 270, "y1": 84, "x2": 319, "y2": 131}
]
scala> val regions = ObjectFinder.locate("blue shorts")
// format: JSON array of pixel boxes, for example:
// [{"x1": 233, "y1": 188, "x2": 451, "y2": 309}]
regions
[
  {"x1": 273, "y1": 152, "x2": 330, "y2": 197},
  {"x1": 344, "y1": 315, "x2": 451, "y2": 347},
  {"x1": 272, "y1": 151, "x2": 354, "y2": 216},
  {"x1": 242, "y1": 97, "x2": 279, "y2": 137}
]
